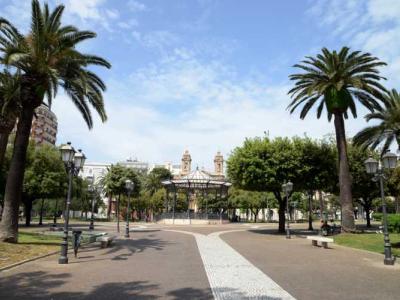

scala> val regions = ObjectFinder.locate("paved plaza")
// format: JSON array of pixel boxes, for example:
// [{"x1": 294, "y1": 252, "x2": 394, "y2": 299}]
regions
[{"x1": 1, "y1": 223, "x2": 399, "y2": 299}]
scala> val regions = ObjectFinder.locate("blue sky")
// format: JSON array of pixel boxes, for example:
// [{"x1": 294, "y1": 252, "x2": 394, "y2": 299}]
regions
[{"x1": 1, "y1": 0, "x2": 400, "y2": 168}]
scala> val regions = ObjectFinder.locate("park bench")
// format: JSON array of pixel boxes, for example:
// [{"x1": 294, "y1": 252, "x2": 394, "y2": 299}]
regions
[
  {"x1": 96, "y1": 235, "x2": 115, "y2": 248},
  {"x1": 307, "y1": 236, "x2": 333, "y2": 249}
]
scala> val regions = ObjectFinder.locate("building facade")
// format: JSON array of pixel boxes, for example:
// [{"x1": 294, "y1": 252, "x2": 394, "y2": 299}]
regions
[{"x1": 30, "y1": 104, "x2": 58, "y2": 145}]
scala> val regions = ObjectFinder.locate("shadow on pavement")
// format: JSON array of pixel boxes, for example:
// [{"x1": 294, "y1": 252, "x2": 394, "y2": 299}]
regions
[
  {"x1": 248, "y1": 228, "x2": 319, "y2": 237},
  {"x1": 0, "y1": 270, "x2": 215, "y2": 299}
]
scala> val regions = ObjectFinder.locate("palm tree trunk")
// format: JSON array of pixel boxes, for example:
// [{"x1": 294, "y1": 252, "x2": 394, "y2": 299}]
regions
[
  {"x1": 0, "y1": 131, "x2": 10, "y2": 168},
  {"x1": 0, "y1": 104, "x2": 35, "y2": 242},
  {"x1": 334, "y1": 112, "x2": 355, "y2": 232}
]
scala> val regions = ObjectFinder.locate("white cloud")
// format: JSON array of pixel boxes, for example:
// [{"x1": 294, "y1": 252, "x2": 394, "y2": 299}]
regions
[
  {"x1": 64, "y1": 0, "x2": 105, "y2": 21},
  {"x1": 308, "y1": 0, "x2": 400, "y2": 88},
  {"x1": 117, "y1": 18, "x2": 139, "y2": 29},
  {"x1": 127, "y1": 0, "x2": 147, "y2": 12},
  {"x1": 131, "y1": 30, "x2": 180, "y2": 54},
  {"x1": 52, "y1": 51, "x2": 367, "y2": 168}
]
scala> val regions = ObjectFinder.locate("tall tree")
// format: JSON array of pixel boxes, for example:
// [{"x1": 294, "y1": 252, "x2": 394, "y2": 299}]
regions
[
  {"x1": 288, "y1": 47, "x2": 387, "y2": 231},
  {"x1": 0, "y1": 0, "x2": 111, "y2": 242},
  {"x1": 353, "y1": 89, "x2": 400, "y2": 154},
  {"x1": 0, "y1": 71, "x2": 20, "y2": 168}
]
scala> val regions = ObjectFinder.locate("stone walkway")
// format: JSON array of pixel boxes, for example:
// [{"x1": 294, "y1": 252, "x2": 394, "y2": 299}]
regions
[
  {"x1": 1, "y1": 223, "x2": 399, "y2": 299},
  {"x1": 166, "y1": 228, "x2": 295, "y2": 299}
]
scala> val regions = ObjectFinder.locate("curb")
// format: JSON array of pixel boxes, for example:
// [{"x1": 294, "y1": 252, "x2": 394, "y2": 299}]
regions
[
  {"x1": 0, "y1": 249, "x2": 60, "y2": 272},
  {"x1": 0, "y1": 234, "x2": 107, "y2": 272}
]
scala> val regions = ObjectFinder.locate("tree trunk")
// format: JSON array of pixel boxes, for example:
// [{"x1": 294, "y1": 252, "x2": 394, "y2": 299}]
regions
[
  {"x1": 252, "y1": 209, "x2": 259, "y2": 223},
  {"x1": 365, "y1": 205, "x2": 371, "y2": 228},
  {"x1": 0, "y1": 104, "x2": 35, "y2": 242},
  {"x1": 333, "y1": 112, "x2": 355, "y2": 232},
  {"x1": 278, "y1": 201, "x2": 285, "y2": 233},
  {"x1": 308, "y1": 191, "x2": 313, "y2": 231},
  {"x1": 24, "y1": 200, "x2": 32, "y2": 227},
  {"x1": 117, "y1": 193, "x2": 120, "y2": 233},
  {"x1": 107, "y1": 194, "x2": 112, "y2": 220},
  {"x1": 39, "y1": 199, "x2": 44, "y2": 225},
  {"x1": 0, "y1": 131, "x2": 10, "y2": 169},
  {"x1": 318, "y1": 191, "x2": 324, "y2": 221}
]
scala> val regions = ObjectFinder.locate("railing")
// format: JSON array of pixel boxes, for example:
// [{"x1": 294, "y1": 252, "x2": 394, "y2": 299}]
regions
[{"x1": 155, "y1": 212, "x2": 228, "y2": 221}]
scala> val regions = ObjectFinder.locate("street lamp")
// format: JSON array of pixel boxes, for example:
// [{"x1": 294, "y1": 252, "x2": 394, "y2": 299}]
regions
[
  {"x1": 87, "y1": 175, "x2": 95, "y2": 230},
  {"x1": 58, "y1": 142, "x2": 86, "y2": 264},
  {"x1": 282, "y1": 180, "x2": 293, "y2": 239},
  {"x1": 125, "y1": 179, "x2": 134, "y2": 238},
  {"x1": 364, "y1": 152, "x2": 396, "y2": 265}
]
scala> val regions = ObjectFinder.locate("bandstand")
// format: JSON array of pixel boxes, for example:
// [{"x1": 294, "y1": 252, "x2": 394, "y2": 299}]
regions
[{"x1": 160, "y1": 167, "x2": 231, "y2": 224}]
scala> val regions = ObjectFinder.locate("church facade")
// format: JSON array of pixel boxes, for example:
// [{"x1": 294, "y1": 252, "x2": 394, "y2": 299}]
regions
[{"x1": 176, "y1": 150, "x2": 225, "y2": 180}]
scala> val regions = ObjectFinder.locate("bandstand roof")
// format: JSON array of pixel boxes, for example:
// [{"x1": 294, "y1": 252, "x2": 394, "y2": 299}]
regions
[{"x1": 161, "y1": 167, "x2": 231, "y2": 190}]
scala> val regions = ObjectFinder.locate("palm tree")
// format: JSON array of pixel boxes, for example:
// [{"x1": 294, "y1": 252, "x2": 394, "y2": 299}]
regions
[
  {"x1": 288, "y1": 47, "x2": 387, "y2": 231},
  {"x1": 0, "y1": 70, "x2": 21, "y2": 168},
  {"x1": 353, "y1": 89, "x2": 400, "y2": 154},
  {"x1": 0, "y1": 0, "x2": 111, "y2": 242}
]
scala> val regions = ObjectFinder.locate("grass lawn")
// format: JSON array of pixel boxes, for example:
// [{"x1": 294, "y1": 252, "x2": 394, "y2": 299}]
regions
[
  {"x1": 0, "y1": 231, "x2": 61, "y2": 269},
  {"x1": 334, "y1": 232, "x2": 400, "y2": 257}
]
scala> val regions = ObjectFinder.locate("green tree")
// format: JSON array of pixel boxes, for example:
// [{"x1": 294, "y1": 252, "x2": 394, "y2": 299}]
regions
[
  {"x1": 228, "y1": 189, "x2": 269, "y2": 223},
  {"x1": 347, "y1": 143, "x2": 379, "y2": 227},
  {"x1": 288, "y1": 47, "x2": 387, "y2": 231},
  {"x1": 295, "y1": 137, "x2": 337, "y2": 229},
  {"x1": 100, "y1": 165, "x2": 141, "y2": 228},
  {"x1": 23, "y1": 144, "x2": 67, "y2": 226},
  {"x1": 227, "y1": 137, "x2": 302, "y2": 232},
  {"x1": 354, "y1": 89, "x2": 400, "y2": 154},
  {"x1": 145, "y1": 167, "x2": 172, "y2": 196},
  {"x1": 0, "y1": 0, "x2": 111, "y2": 242}
]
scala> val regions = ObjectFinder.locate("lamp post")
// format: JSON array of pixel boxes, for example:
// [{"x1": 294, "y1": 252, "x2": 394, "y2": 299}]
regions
[
  {"x1": 58, "y1": 142, "x2": 86, "y2": 264},
  {"x1": 125, "y1": 179, "x2": 134, "y2": 238},
  {"x1": 364, "y1": 152, "x2": 396, "y2": 265},
  {"x1": 87, "y1": 175, "x2": 95, "y2": 230},
  {"x1": 282, "y1": 181, "x2": 293, "y2": 239}
]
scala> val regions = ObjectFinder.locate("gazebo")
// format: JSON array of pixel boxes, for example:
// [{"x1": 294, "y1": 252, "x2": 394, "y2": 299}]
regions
[{"x1": 160, "y1": 167, "x2": 232, "y2": 224}]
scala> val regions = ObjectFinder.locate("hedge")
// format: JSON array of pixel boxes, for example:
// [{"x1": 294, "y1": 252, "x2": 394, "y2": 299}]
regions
[{"x1": 372, "y1": 213, "x2": 400, "y2": 233}]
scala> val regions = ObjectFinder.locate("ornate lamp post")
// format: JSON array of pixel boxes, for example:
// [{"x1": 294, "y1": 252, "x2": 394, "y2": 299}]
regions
[
  {"x1": 282, "y1": 181, "x2": 293, "y2": 239},
  {"x1": 58, "y1": 142, "x2": 86, "y2": 264},
  {"x1": 125, "y1": 179, "x2": 134, "y2": 238},
  {"x1": 87, "y1": 175, "x2": 95, "y2": 230},
  {"x1": 364, "y1": 152, "x2": 397, "y2": 265}
]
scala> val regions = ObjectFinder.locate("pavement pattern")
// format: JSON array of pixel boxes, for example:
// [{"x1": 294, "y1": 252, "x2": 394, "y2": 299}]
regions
[
  {"x1": 1, "y1": 223, "x2": 399, "y2": 300},
  {"x1": 196, "y1": 230, "x2": 295, "y2": 300}
]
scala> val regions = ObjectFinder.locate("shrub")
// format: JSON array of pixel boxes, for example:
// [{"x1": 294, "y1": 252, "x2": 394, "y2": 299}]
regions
[
  {"x1": 373, "y1": 213, "x2": 400, "y2": 233},
  {"x1": 387, "y1": 214, "x2": 400, "y2": 233},
  {"x1": 373, "y1": 213, "x2": 383, "y2": 221}
]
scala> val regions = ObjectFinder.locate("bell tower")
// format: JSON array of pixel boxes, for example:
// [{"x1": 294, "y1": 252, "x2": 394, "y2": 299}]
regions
[
  {"x1": 181, "y1": 150, "x2": 192, "y2": 175},
  {"x1": 214, "y1": 151, "x2": 224, "y2": 176}
]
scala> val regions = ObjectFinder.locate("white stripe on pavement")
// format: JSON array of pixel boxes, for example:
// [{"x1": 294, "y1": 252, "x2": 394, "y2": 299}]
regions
[{"x1": 165, "y1": 229, "x2": 295, "y2": 300}]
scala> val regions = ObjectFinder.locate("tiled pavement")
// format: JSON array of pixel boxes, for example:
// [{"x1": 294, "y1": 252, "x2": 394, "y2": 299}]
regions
[{"x1": 1, "y1": 223, "x2": 399, "y2": 299}]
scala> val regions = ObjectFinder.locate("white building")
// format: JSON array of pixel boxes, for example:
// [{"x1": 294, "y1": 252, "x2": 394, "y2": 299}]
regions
[{"x1": 149, "y1": 162, "x2": 181, "y2": 176}]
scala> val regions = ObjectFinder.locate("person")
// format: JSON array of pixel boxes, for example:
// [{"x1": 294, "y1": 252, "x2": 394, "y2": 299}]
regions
[{"x1": 320, "y1": 220, "x2": 331, "y2": 236}]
